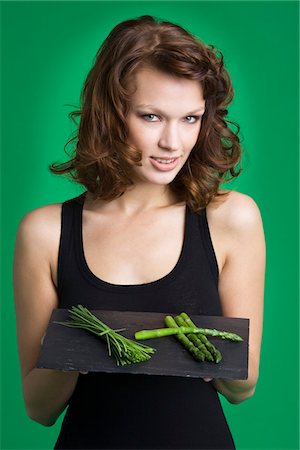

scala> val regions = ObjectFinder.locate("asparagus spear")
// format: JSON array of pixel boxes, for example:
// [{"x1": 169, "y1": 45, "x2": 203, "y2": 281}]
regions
[
  {"x1": 174, "y1": 315, "x2": 214, "y2": 362},
  {"x1": 179, "y1": 313, "x2": 222, "y2": 363},
  {"x1": 164, "y1": 315, "x2": 205, "y2": 361},
  {"x1": 135, "y1": 326, "x2": 210, "y2": 340},
  {"x1": 135, "y1": 324, "x2": 243, "y2": 342}
]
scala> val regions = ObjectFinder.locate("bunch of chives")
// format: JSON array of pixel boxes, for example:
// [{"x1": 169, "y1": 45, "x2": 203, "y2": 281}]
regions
[{"x1": 57, "y1": 305, "x2": 156, "y2": 366}]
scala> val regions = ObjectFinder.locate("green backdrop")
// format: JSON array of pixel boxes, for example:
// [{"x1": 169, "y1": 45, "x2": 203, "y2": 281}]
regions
[{"x1": 1, "y1": 1, "x2": 299, "y2": 449}]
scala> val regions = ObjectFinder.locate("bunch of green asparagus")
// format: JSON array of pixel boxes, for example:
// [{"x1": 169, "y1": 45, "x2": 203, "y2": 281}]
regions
[{"x1": 135, "y1": 312, "x2": 243, "y2": 364}]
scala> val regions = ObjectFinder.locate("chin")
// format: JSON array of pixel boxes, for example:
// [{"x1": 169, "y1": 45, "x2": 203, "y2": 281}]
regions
[
  {"x1": 140, "y1": 172, "x2": 179, "y2": 186},
  {"x1": 134, "y1": 164, "x2": 184, "y2": 184}
]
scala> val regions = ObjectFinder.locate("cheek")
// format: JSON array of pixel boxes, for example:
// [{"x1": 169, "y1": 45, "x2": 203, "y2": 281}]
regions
[
  {"x1": 183, "y1": 128, "x2": 200, "y2": 149},
  {"x1": 127, "y1": 125, "x2": 156, "y2": 150}
]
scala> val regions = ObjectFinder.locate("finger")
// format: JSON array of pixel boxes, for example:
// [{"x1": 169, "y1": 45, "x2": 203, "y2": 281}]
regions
[{"x1": 203, "y1": 377, "x2": 213, "y2": 382}]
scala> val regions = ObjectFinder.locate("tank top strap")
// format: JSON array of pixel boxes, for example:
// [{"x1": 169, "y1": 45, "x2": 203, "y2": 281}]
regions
[
  {"x1": 57, "y1": 192, "x2": 86, "y2": 298},
  {"x1": 196, "y1": 208, "x2": 219, "y2": 286}
]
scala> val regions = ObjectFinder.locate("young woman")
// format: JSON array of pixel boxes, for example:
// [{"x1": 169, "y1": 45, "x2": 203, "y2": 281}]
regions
[{"x1": 13, "y1": 15, "x2": 266, "y2": 450}]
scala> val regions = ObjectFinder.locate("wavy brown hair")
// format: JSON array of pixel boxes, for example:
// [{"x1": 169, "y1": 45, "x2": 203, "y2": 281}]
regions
[{"x1": 49, "y1": 15, "x2": 242, "y2": 211}]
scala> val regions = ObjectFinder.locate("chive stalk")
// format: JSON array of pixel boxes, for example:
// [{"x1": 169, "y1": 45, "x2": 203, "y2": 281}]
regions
[{"x1": 56, "y1": 305, "x2": 156, "y2": 366}]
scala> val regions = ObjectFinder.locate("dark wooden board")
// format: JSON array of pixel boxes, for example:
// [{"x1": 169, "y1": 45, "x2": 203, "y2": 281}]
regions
[{"x1": 37, "y1": 309, "x2": 249, "y2": 380}]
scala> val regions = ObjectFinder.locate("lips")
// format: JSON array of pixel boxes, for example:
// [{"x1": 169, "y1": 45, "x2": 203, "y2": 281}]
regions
[
  {"x1": 149, "y1": 156, "x2": 180, "y2": 172},
  {"x1": 150, "y1": 157, "x2": 177, "y2": 164}
]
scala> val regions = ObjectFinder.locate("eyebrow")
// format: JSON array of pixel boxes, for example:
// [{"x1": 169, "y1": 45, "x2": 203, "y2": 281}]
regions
[{"x1": 135, "y1": 104, "x2": 206, "y2": 115}]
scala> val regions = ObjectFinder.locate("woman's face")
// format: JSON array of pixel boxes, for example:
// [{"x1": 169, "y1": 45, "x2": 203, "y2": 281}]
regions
[{"x1": 125, "y1": 66, "x2": 205, "y2": 186}]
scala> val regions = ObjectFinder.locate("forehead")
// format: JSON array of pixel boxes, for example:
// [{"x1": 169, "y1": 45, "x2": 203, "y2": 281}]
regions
[{"x1": 128, "y1": 67, "x2": 205, "y2": 110}]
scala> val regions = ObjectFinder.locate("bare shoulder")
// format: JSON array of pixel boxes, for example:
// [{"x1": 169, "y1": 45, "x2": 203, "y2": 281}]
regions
[
  {"x1": 16, "y1": 202, "x2": 63, "y2": 266},
  {"x1": 17, "y1": 202, "x2": 62, "y2": 239},
  {"x1": 207, "y1": 189, "x2": 264, "y2": 234},
  {"x1": 205, "y1": 190, "x2": 265, "y2": 272}
]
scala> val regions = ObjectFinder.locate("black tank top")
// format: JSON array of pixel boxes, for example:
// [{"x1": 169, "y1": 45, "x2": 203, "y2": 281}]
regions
[{"x1": 54, "y1": 192, "x2": 235, "y2": 450}]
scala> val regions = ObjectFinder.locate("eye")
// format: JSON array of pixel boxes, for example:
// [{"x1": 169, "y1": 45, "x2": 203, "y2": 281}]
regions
[
  {"x1": 185, "y1": 116, "x2": 200, "y2": 124},
  {"x1": 141, "y1": 114, "x2": 160, "y2": 122}
]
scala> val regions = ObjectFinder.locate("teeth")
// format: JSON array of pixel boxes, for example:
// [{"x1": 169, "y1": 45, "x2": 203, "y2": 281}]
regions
[{"x1": 153, "y1": 158, "x2": 176, "y2": 164}]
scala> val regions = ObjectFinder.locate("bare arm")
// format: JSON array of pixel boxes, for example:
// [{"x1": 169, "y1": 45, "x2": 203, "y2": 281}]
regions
[
  {"x1": 208, "y1": 192, "x2": 266, "y2": 404},
  {"x1": 13, "y1": 205, "x2": 80, "y2": 426}
]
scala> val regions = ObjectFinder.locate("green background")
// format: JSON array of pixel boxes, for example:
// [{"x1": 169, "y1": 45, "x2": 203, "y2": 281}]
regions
[{"x1": 1, "y1": 1, "x2": 299, "y2": 449}]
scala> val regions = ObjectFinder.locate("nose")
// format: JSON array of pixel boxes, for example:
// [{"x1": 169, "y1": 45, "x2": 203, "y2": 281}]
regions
[{"x1": 158, "y1": 122, "x2": 182, "y2": 152}]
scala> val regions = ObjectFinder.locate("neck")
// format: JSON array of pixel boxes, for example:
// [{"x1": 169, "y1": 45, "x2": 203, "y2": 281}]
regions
[
  {"x1": 86, "y1": 183, "x2": 179, "y2": 215},
  {"x1": 114, "y1": 183, "x2": 178, "y2": 214}
]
